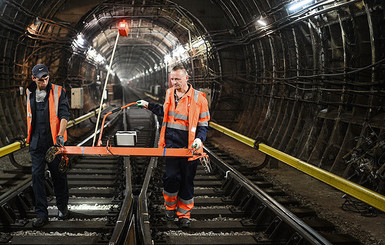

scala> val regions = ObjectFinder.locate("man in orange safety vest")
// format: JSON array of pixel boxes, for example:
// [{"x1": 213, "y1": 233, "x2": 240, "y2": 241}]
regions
[
  {"x1": 137, "y1": 64, "x2": 210, "y2": 228},
  {"x1": 26, "y1": 64, "x2": 70, "y2": 228}
]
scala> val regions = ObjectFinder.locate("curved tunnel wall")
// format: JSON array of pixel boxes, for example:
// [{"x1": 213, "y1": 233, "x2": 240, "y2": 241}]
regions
[
  {"x1": 0, "y1": 0, "x2": 384, "y2": 190},
  {"x1": 211, "y1": 0, "x2": 385, "y2": 181}
]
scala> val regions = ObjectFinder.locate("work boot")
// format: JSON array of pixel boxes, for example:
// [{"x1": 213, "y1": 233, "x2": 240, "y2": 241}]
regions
[
  {"x1": 179, "y1": 218, "x2": 191, "y2": 228},
  {"x1": 32, "y1": 217, "x2": 49, "y2": 228},
  {"x1": 58, "y1": 206, "x2": 69, "y2": 220},
  {"x1": 165, "y1": 209, "x2": 176, "y2": 221}
]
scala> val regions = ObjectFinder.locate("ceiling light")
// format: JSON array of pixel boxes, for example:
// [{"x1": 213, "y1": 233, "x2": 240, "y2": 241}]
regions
[
  {"x1": 192, "y1": 39, "x2": 205, "y2": 48},
  {"x1": 288, "y1": 0, "x2": 314, "y2": 11},
  {"x1": 172, "y1": 46, "x2": 186, "y2": 57},
  {"x1": 34, "y1": 17, "x2": 41, "y2": 26},
  {"x1": 95, "y1": 54, "x2": 105, "y2": 63},
  {"x1": 76, "y1": 34, "x2": 85, "y2": 46},
  {"x1": 257, "y1": 19, "x2": 267, "y2": 26},
  {"x1": 164, "y1": 54, "x2": 172, "y2": 63}
]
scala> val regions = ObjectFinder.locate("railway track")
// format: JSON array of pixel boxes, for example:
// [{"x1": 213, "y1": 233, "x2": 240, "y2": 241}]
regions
[
  {"x1": 145, "y1": 141, "x2": 362, "y2": 245},
  {"x1": 5, "y1": 155, "x2": 126, "y2": 244},
  {"x1": 0, "y1": 100, "x2": 364, "y2": 244},
  {"x1": 0, "y1": 105, "x2": 133, "y2": 244}
]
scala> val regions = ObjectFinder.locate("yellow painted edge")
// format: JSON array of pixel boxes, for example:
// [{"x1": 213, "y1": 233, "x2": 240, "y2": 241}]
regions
[
  {"x1": 258, "y1": 143, "x2": 385, "y2": 213},
  {"x1": 209, "y1": 122, "x2": 254, "y2": 148}
]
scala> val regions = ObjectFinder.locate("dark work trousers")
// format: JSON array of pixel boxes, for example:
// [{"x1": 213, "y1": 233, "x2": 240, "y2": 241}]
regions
[
  {"x1": 30, "y1": 102, "x2": 69, "y2": 218},
  {"x1": 162, "y1": 157, "x2": 199, "y2": 200}
]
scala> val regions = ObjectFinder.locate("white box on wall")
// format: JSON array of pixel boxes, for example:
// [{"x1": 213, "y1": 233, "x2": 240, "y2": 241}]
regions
[{"x1": 71, "y1": 88, "x2": 84, "y2": 109}]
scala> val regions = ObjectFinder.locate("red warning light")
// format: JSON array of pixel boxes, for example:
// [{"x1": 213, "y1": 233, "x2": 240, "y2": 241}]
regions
[{"x1": 118, "y1": 20, "x2": 129, "y2": 36}]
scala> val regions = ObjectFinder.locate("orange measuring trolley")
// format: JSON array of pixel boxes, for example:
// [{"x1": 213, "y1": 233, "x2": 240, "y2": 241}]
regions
[{"x1": 45, "y1": 102, "x2": 211, "y2": 173}]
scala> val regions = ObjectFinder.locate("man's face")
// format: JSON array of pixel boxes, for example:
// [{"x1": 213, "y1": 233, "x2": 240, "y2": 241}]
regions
[
  {"x1": 170, "y1": 69, "x2": 188, "y2": 91},
  {"x1": 32, "y1": 75, "x2": 49, "y2": 90}
]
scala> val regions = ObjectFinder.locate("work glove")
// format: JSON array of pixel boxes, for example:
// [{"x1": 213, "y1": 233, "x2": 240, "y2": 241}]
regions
[
  {"x1": 56, "y1": 135, "x2": 65, "y2": 146},
  {"x1": 136, "y1": 100, "x2": 149, "y2": 108},
  {"x1": 192, "y1": 138, "x2": 202, "y2": 150}
]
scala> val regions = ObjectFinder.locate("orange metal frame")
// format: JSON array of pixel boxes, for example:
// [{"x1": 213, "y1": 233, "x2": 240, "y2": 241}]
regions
[
  {"x1": 55, "y1": 102, "x2": 203, "y2": 158},
  {"x1": 56, "y1": 146, "x2": 199, "y2": 157}
]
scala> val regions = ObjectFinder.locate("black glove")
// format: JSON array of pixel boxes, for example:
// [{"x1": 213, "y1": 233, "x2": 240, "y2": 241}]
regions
[{"x1": 56, "y1": 135, "x2": 65, "y2": 146}]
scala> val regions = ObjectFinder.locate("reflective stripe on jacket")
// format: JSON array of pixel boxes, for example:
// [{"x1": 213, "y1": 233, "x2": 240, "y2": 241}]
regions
[
  {"x1": 26, "y1": 84, "x2": 67, "y2": 144},
  {"x1": 158, "y1": 85, "x2": 210, "y2": 161}
]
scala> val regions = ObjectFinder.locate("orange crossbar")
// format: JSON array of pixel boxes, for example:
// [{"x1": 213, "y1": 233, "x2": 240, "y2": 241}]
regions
[{"x1": 58, "y1": 146, "x2": 197, "y2": 157}]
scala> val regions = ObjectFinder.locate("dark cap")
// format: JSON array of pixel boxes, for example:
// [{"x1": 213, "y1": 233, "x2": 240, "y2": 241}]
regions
[{"x1": 32, "y1": 64, "x2": 49, "y2": 79}]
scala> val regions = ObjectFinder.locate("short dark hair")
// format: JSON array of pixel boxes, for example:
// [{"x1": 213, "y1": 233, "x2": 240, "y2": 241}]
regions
[{"x1": 171, "y1": 65, "x2": 188, "y2": 75}]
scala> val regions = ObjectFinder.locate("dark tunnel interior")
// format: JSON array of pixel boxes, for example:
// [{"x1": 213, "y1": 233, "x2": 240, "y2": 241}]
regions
[{"x1": 1, "y1": 0, "x2": 385, "y2": 193}]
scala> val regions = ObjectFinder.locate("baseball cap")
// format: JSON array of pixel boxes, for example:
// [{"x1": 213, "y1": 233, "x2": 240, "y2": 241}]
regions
[{"x1": 32, "y1": 64, "x2": 49, "y2": 79}]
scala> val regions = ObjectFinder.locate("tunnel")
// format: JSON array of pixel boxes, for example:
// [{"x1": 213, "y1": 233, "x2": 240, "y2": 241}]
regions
[{"x1": 0, "y1": 0, "x2": 384, "y2": 244}]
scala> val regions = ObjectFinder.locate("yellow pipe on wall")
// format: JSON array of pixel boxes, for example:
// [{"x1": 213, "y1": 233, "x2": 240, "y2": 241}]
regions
[
  {"x1": 0, "y1": 105, "x2": 107, "y2": 158},
  {"x1": 209, "y1": 122, "x2": 254, "y2": 148},
  {"x1": 209, "y1": 122, "x2": 385, "y2": 213},
  {"x1": 0, "y1": 142, "x2": 22, "y2": 158},
  {"x1": 67, "y1": 104, "x2": 106, "y2": 128},
  {"x1": 258, "y1": 143, "x2": 385, "y2": 213}
]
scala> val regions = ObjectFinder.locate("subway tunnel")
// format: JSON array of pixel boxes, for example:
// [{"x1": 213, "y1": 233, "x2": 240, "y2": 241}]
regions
[{"x1": 0, "y1": 0, "x2": 384, "y2": 244}]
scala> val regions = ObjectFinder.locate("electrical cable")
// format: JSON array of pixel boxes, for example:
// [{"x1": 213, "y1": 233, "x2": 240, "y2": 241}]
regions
[{"x1": 341, "y1": 194, "x2": 378, "y2": 217}]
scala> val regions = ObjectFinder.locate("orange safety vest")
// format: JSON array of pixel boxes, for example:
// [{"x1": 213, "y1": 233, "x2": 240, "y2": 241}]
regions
[
  {"x1": 159, "y1": 85, "x2": 210, "y2": 161},
  {"x1": 26, "y1": 84, "x2": 68, "y2": 145}
]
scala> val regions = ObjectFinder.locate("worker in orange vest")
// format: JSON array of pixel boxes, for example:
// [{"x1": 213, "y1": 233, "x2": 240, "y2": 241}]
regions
[
  {"x1": 26, "y1": 64, "x2": 70, "y2": 228},
  {"x1": 137, "y1": 65, "x2": 210, "y2": 228}
]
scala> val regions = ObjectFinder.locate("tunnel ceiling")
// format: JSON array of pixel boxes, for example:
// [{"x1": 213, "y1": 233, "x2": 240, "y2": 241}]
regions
[{"x1": 63, "y1": 0, "x2": 214, "y2": 84}]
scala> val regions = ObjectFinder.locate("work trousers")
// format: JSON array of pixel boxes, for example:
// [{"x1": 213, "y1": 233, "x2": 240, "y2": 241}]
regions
[
  {"x1": 162, "y1": 157, "x2": 199, "y2": 219},
  {"x1": 30, "y1": 150, "x2": 69, "y2": 218}
]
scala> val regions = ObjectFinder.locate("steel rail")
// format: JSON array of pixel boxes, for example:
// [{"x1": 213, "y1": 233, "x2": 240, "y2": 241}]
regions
[
  {"x1": 209, "y1": 121, "x2": 385, "y2": 213},
  {"x1": 0, "y1": 106, "x2": 107, "y2": 158},
  {"x1": 0, "y1": 177, "x2": 32, "y2": 206},
  {"x1": 108, "y1": 157, "x2": 134, "y2": 245},
  {"x1": 205, "y1": 146, "x2": 332, "y2": 245},
  {"x1": 136, "y1": 114, "x2": 160, "y2": 245}
]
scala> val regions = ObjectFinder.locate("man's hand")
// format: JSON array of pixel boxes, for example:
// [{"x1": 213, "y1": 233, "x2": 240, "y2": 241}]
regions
[
  {"x1": 56, "y1": 135, "x2": 65, "y2": 146},
  {"x1": 136, "y1": 100, "x2": 149, "y2": 108},
  {"x1": 192, "y1": 138, "x2": 202, "y2": 150}
]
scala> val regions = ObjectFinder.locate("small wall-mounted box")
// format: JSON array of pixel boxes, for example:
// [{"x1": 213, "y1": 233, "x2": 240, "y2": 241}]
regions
[
  {"x1": 115, "y1": 131, "x2": 137, "y2": 146},
  {"x1": 71, "y1": 88, "x2": 84, "y2": 109}
]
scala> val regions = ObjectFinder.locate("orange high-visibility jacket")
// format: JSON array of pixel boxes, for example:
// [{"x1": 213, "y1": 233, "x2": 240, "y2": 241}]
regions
[
  {"x1": 26, "y1": 84, "x2": 68, "y2": 145},
  {"x1": 158, "y1": 85, "x2": 210, "y2": 160}
]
